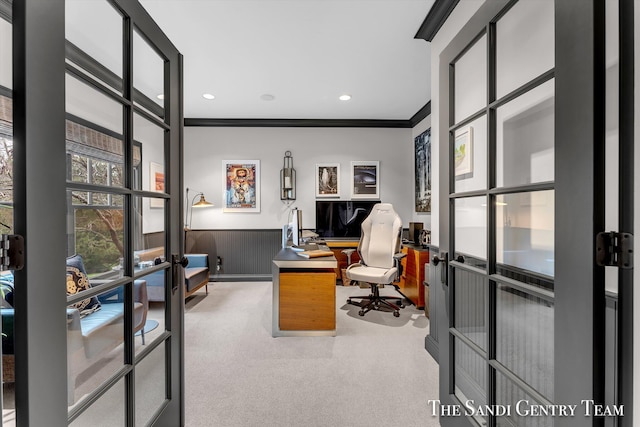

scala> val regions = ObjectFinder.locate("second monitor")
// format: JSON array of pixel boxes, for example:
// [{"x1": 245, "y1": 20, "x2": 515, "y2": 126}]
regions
[{"x1": 283, "y1": 207, "x2": 303, "y2": 247}]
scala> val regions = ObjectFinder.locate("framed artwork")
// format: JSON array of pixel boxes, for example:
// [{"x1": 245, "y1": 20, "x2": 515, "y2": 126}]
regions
[
  {"x1": 223, "y1": 160, "x2": 260, "y2": 212},
  {"x1": 414, "y1": 128, "x2": 431, "y2": 213},
  {"x1": 149, "y1": 162, "x2": 164, "y2": 208},
  {"x1": 350, "y1": 161, "x2": 380, "y2": 199},
  {"x1": 315, "y1": 163, "x2": 340, "y2": 198},
  {"x1": 454, "y1": 127, "x2": 473, "y2": 177}
]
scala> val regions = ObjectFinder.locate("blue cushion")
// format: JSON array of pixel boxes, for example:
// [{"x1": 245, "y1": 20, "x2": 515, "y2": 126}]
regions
[
  {"x1": 80, "y1": 303, "x2": 123, "y2": 336},
  {"x1": 185, "y1": 254, "x2": 208, "y2": 268},
  {"x1": 66, "y1": 255, "x2": 101, "y2": 317}
]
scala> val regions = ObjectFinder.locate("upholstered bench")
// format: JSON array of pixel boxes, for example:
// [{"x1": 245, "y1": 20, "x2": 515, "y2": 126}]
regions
[
  {"x1": 184, "y1": 254, "x2": 210, "y2": 298},
  {"x1": 136, "y1": 250, "x2": 210, "y2": 302}
]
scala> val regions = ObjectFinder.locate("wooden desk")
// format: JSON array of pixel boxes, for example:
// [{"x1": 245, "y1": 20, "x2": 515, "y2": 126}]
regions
[
  {"x1": 397, "y1": 244, "x2": 430, "y2": 312},
  {"x1": 325, "y1": 240, "x2": 360, "y2": 284},
  {"x1": 272, "y1": 248, "x2": 337, "y2": 337}
]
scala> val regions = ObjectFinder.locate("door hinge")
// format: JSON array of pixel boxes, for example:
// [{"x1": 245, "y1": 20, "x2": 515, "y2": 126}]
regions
[
  {"x1": 1, "y1": 234, "x2": 25, "y2": 270},
  {"x1": 596, "y1": 232, "x2": 633, "y2": 269}
]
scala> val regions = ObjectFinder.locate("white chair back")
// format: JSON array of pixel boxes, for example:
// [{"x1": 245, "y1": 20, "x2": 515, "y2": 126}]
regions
[{"x1": 358, "y1": 203, "x2": 402, "y2": 269}]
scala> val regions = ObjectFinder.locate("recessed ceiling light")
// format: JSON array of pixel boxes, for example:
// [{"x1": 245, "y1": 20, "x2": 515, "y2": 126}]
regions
[
  {"x1": 339, "y1": 94, "x2": 351, "y2": 101},
  {"x1": 260, "y1": 94, "x2": 275, "y2": 101},
  {"x1": 157, "y1": 94, "x2": 164, "y2": 100},
  {"x1": 202, "y1": 93, "x2": 215, "y2": 100}
]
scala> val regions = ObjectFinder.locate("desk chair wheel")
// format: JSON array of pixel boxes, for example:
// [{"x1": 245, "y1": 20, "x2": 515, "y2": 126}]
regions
[
  {"x1": 347, "y1": 298, "x2": 352, "y2": 304},
  {"x1": 358, "y1": 310, "x2": 365, "y2": 316},
  {"x1": 393, "y1": 311, "x2": 400, "y2": 317}
]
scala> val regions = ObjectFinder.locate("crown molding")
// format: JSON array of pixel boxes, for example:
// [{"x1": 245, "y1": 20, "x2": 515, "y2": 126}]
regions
[
  {"x1": 184, "y1": 118, "x2": 414, "y2": 128},
  {"x1": 409, "y1": 101, "x2": 431, "y2": 127},
  {"x1": 185, "y1": 100, "x2": 432, "y2": 129},
  {"x1": 2, "y1": 81, "x2": 431, "y2": 130},
  {"x1": 415, "y1": 0, "x2": 460, "y2": 42}
]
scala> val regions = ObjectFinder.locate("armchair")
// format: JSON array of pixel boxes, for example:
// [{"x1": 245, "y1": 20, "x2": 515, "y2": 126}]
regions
[
  {"x1": 345, "y1": 203, "x2": 406, "y2": 317},
  {"x1": 0, "y1": 264, "x2": 149, "y2": 404},
  {"x1": 67, "y1": 279, "x2": 148, "y2": 404}
]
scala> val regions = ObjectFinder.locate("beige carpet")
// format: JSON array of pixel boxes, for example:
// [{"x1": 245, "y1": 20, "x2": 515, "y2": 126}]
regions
[
  {"x1": 184, "y1": 282, "x2": 441, "y2": 427},
  {"x1": 1, "y1": 282, "x2": 442, "y2": 426}
]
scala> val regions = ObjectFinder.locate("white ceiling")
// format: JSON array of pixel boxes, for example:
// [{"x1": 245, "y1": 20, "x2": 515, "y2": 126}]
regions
[{"x1": 138, "y1": 0, "x2": 434, "y2": 120}]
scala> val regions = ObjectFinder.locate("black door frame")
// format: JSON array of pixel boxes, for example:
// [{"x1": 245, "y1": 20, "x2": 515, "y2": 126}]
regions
[
  {"x1": 554, "y1": 1, "x2": 606, "y2": 425},
  {"x1": 617, "y1": 1, "x2": 634, "y2": 426},
  {"x1": 11, "y1": 0, "x2": 184, "y2": 424},
  {"x1": 13, "y1": 1, "x2": 68, "y2": 424},
  {"x1": 435, "y1": 1, "x2": 615, "y2": 426}
]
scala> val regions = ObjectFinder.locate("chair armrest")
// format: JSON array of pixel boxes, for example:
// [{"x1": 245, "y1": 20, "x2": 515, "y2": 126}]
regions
[
  {"x1": 393, "y1": 252, "x2": 407, "y2": 282},
  {"x1": 133, "y1": 280, "x2": 148, "y2": 333},
  {"x1": 133, "y1": 279, "x2": 148, "y2": 305},
  {"x1": 341, "y1": 249, "x2": 356, "y2": 266},
  {"x1": 66, "y1": 308, "x2": 81, "y2": 330},
  {"x1": 66, "y1": 308, "x2": 84, "y2": 353},
  {"x1": 185, "y1": 254, "x2": 209, "y2": 269}
]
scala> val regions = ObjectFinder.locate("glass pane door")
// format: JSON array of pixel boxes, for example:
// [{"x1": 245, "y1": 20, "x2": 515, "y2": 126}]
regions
[
  {"x1": 8, "y1": 0, "x2": 179, "y2": 424},
  {"x1": 446, "y1": 1, "x2": 556, "y2": 426},
  {"x1": 64, "y1": 0, "x2": 182, "y2": 424},
  {"x1": 437, "y1": 0, "x2": 620, "y2": 426}
]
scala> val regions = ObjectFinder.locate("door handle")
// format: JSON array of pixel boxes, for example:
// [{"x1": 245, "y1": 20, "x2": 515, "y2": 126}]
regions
[
  {"x1": 431, "y1": 252, "x2": 448, "y2": 284},
  {"x1": 174, "y1": 255, "x2": 189, "y2": 268},
  {"x1": 171, "y1": 255, "x2": 189, "y2": 295}
]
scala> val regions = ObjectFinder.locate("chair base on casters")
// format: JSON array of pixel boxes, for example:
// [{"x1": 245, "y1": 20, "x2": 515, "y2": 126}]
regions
[{"x1": 347, "y1": 283, "x2": 405, "y2": 317}]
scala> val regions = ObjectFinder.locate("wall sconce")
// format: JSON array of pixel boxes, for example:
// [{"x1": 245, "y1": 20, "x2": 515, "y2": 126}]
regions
[
  {"x1": 185, "y1": 187, "x2": 214, "y2": 231},
  {"x1": 280, "y1": 150, "x2": 296, "y2": 201}
]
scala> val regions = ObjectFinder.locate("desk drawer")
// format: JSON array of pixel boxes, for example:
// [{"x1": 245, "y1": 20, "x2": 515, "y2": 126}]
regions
[{"x1": 279, "y1": 272, "x2": 336, "y2": 330}]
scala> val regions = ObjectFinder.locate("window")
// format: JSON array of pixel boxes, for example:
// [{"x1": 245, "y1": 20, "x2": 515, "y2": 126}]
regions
[{"x1": 65, "y1": 118, "x2": 142, "y2": 275}]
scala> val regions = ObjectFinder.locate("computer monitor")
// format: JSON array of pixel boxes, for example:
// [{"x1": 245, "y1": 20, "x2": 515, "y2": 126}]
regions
[
  {"x1": 315, "y1": 201, "x2": 377, "y2": 238},
  {"x1": 283, "y1": 208, "x2": 302, "y2": 247}
]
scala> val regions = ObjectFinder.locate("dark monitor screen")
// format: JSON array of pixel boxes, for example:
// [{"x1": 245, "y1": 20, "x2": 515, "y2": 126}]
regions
[{"x1": 315, "y1": 201, "x2": 378, "y2": 238}]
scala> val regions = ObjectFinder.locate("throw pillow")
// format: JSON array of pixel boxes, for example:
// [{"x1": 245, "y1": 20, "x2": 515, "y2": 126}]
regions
[
  {"x1": 66, "y1": 255, "x2": 101, "y2": 317},
  {"x1": 0, "y1": 281, "x2": 13, "y2": 308}
]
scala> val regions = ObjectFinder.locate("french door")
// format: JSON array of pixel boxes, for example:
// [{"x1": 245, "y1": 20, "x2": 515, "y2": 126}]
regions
[
  {"x1": 436, "y1": 1, "x2": 630, "y2": 427},
  {"x1": 10, "y1": 0, "x2": 184, "y2": 425}
]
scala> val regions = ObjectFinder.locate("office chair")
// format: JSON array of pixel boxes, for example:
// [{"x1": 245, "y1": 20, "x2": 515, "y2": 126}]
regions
[{"x1": 345, "y1": 203, "x2": 406, "y2": 317}]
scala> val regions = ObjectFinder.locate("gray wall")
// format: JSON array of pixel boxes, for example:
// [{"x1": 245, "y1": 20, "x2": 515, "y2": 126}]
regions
[{"x1": 184, "y1": 126, "x2": 417, "y2": 230}]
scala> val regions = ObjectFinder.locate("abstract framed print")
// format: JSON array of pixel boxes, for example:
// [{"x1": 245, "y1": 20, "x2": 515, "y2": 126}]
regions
[
  {"x1": 350, "y1": 161, "x2": 379, "y2": 199},
  {"x1": 223, "y1": 160, "x2": 260, "y2": 212}
]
